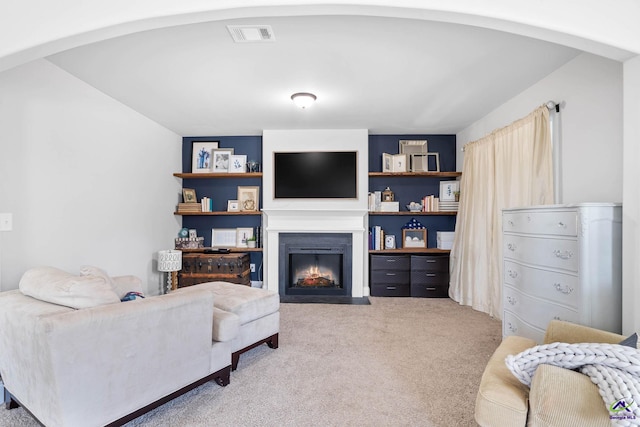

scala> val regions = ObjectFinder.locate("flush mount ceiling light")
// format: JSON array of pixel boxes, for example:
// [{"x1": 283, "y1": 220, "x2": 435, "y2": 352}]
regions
[{"x1": 291, "y1": 92, "x2": 317, "y2": 109}]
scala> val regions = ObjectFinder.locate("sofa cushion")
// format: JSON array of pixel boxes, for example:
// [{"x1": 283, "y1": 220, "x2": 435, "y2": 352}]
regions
[
  {"x1": 205, "y1": 281, "x2": 280, "y2": 325},
  {"x1": 474, "y1": 335, "x2": 537, "y2": 427},
  {"x1": 528, "y1": 364, "x2": 611, "y2": 427},
  {"x1": 19, "y1": 266, "x2": 120, "y2": 309}
]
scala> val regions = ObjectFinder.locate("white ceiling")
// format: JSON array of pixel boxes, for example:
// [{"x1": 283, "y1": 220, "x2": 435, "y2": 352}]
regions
[{"x1": 47, "y1": 15, "x2": 581, "y2": 136}]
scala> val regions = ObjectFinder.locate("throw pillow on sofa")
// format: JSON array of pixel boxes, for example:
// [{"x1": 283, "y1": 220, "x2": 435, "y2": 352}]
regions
[{"x1": 19, "y1": 266, "x2": 120, "y2": 309}]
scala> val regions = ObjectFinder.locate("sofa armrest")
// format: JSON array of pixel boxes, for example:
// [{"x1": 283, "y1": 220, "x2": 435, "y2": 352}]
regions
[
  {"x1": 528, "y1": 364, "x2": 611, "y2": 427},
  {"x1": 544, "y1": 320, "x2": 626, "y2": 345}
]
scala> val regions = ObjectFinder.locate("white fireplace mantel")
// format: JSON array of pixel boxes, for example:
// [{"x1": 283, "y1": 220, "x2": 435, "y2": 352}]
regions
[{"x1": 262, "y1": 208, "x2": 369, "y2": 298}]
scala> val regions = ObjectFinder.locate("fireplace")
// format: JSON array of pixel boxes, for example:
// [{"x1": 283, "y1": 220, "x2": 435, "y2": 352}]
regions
[{"x1": 279, "y1": 233, "x2": 352, "y2": 296}]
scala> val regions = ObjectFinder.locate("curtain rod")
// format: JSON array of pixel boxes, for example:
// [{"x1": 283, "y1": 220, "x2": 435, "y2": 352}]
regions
[{"x1": 461, "y1": 101, "x2": 559, "y2": 151}]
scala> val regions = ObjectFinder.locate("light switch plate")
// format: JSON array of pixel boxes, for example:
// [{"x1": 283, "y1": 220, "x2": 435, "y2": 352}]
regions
[{"x1": 0, "y1": 213, "x2": 12, "y2": 231}]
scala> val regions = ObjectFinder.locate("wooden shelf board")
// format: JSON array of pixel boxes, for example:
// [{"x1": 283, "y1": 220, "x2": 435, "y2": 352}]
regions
[
  {"x1": 178, "y1": 247, "x2": 263, "y2": 253},
  {"x1": 368, "y1": 171, "x2": 461, "y2": 178},
  {"x1": 369, "y1": 248, "x2": 451, "y2": 254},
  {"x1": 175, "y1": 211, "x2": 261, "y2": 216},
  {"x1": 369, "y1": 211, "x2": 457, "y2": 216},
  {"x1": 174, "y1": 172, "x2": 262, "y2": 179}
]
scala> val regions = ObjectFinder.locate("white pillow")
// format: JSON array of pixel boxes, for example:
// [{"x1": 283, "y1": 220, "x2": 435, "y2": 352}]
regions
[{"x1": 20, "y1": 266, "x2": 120, "y2": 309}]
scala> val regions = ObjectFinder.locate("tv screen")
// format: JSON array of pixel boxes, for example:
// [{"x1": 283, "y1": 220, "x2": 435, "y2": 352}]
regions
[{"x1": 274, "y1": 151, "x2": 358, "y2": 199}]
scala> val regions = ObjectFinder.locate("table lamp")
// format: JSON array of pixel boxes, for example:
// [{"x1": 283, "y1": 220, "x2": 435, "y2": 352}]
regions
[{"x1": 158, "y1": 249, "x2": 182, "y2": 293}]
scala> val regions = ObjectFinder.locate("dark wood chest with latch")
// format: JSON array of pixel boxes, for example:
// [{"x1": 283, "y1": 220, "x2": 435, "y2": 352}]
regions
[{"x1": 178, "y1": 252, "x2": 251, "y2": 287}]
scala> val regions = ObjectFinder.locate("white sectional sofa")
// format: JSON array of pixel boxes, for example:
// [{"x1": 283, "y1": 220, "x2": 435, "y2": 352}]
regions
[{"x1": 0, "y1": 267, "x2": 279, "y2": 427}]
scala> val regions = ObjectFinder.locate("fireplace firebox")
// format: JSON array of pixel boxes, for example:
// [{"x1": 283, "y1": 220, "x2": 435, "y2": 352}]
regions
[{"x1": 279, "y1": 233, "x2": 352, "y2": 296}]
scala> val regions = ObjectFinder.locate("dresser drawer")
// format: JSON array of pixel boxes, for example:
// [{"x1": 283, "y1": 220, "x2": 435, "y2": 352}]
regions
[
  {"x1": 370, "y1": 270, "x2": 410, "y2": 285},
  {"x1": 503, "y1": 210, "x2": 577, "y2": 237},
  {"x1": 410, "y1": 270, "x2": 448, "y2": 285},
  {"x1": 370, "y1": 283, "x2": 410, "y2": 297},
  {"x1": 503, "y1": 285, "x2": 579, "y2": 331},
  {"x1": 503, "y1": 235, "x2": 579, "y2": 272},
  {"x1": 410, "y1": 255, "x2": 449, "y2": 272},
  {"x1": 502, "y1": 311, "x2": 545, "y2": 343},
  {"x1": 503, "y1": 260, "x2": 580, "y2": 309},
  {"x1": 370, "y1": 255, "x2": 410, "y2": 271},
  {"x1": 411, "y1": 283, "x2": 449, "y2": 298}
]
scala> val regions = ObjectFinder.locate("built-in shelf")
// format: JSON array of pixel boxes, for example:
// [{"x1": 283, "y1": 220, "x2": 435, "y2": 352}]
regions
[
  {"x1": 369, "y1": 211, "x2": 457, "y2": 216},
  {"x1": 174, "y1": 172, "x2": 262, "y2": 179},
  {"x1": 368, "y1": 172, "x2": 461, "y2": 178},
  {"x1": 174, "y1": 211, "x2": 262, "y2": 216}
]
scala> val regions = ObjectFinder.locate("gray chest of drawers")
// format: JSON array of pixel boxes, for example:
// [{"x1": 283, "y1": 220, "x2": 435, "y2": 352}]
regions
[
  {"x1": 502, "y1": 203, "x2": 622, "y2": 343},
  {"x1": 370, "y1": 254, "x2": 450, "y2": 297}
]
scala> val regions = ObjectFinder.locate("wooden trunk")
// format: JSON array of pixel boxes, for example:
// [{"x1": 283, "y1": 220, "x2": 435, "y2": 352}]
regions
[{"x1": 178, "y1": 252, "x2": 251, "y2": 287}]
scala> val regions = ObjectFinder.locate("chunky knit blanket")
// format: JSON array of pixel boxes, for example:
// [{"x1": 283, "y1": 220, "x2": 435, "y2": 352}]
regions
[{"x1": 506, "y1": 342, "x2": 640, "y2": 426}]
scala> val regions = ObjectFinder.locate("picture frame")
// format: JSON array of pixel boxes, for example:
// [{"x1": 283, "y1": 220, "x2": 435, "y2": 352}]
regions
[
  {"x1": 211, "y1": 148, "x2": 235, "y2": 173},
  {"x1": 229, "y1": 154, "x2": 247, "y2": 173},
  {"x1": 227, "y1": 200, "x2": 240, "y2": 212},
  {"x1": 384, "y1": 234, "x2": 396, "y2": 250},
  {"x1": 399, "y1": 140, "x2": 428, "y2": 155},
  {"x1": 188, "y1": 229, "x2": 198, "y2": 239},
  {"x1": 439, "y1": 180, "x2": 460, "y2": 202},
  {"x1": 382, "y1": 153, "x2": 393, "y2": 173},
  {"x1": 211, "y1": 228, "x2": 237, "y2": 247},
  {"x1": 191, "y1": 141, "x2": 219, "y2": 173},
  {"x1": 182, "y1": 188, "x2": 197, "y2": 203},
  {"x1": 236, "y1": 227, "x2": 254, "y2": 248},
  {"x1": 391, "y1": 153, "x2": 408, "y2": 173},
  {"x1": 410, "y1": 152, "x2": 440, "y2": 172},
  {"x1": 237, "y1": 186, "x2": 260, "y2": 211},
  {"x1": 402, "y1": 229, "x2": 427, "y2": 248}
]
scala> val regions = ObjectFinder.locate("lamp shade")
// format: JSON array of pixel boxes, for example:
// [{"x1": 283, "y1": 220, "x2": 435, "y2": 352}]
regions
[{"x1": 158, "y1": 250, "x2": 182, "y2": 272}]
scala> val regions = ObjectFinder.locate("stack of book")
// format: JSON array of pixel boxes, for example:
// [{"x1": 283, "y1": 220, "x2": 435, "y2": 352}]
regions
[
  {"x1": 439, "y1": 201, "x2": 459, "y2": 212},
  {"x1": 369, "y1": 225, "x2": 385, "y2": 250},
  {"x1": 177, "y1": 203, "x2": 201, "y2": 213},
  {"x1": 422, "y1": 195, "x2": 440, "y2": 212},
  {"x1": 200, "y1": 197, "x2": 212, "y2": 212}
]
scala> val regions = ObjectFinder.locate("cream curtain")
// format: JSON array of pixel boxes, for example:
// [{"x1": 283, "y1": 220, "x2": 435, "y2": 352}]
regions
[{"x1": 449, "y1": 105, "x2": 554, "y2": 319}]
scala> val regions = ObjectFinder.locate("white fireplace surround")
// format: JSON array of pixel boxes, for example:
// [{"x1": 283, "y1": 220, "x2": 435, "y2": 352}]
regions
[{"x1": 262, "y1": 129, "x2": 370, "y2": 298}]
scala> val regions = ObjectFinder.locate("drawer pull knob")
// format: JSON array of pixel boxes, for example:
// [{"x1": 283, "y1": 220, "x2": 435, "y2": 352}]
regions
[
  {"x1": 507, "y1": 243, "x2": 517, "y2": 251},
  {"x1": 507, "y1": 322, "x2": 518, "y2": 333},
  {"x1": 426, "y1": 287, "x2": 437, "y2": 291},
  {"x1": 425, "y1": 273, "x2": 436, "y2": 277},
  {"x1": 386, "y1": 259, "x2": 397, "y2": 263},
  {"x1": 508, "y1": 220, "x2": 515, "y2": 227},
  {"x1": 553, "y1": 283, "x2": 574, "y2": 294},
  {"x1": 553, "y1": 250, "x2": 573, "y2": 260},
  {"x1": 426, "y1": 259, "x2": 436, "y2": 263},
  {"x1": 508, "y1": 270, "x2": 518, "y2": 279},
  {"x1": 386, "y1": 286, "x2": 397, "y2": 290},
  {"x1": 507, "y1": 296, "x2": 517, "y2": 305},
  {"x1": 557, "y1": 221, "x2": 566, "y2": 228}
]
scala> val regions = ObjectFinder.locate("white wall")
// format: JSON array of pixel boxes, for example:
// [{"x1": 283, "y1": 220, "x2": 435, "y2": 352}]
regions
[
  {"x1": 623, "y1": 56, "x2": 640, "y2": 335},
  {"x1": 0, "y1": 59, "x2": 181, "y2": 294},
  {"x1": 457, "y1": 52, "x2": 623, "y2": 204}
]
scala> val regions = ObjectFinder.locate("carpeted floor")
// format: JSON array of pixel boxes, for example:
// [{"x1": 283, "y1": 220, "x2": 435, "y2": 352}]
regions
[{"x1": 0, "y1": 297, "x2": 501, "y2": 426}]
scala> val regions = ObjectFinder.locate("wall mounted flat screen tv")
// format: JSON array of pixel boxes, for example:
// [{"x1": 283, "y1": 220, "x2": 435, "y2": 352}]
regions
[{"x1": 274, "y1": 151, "x2": 358, "y2": 199}]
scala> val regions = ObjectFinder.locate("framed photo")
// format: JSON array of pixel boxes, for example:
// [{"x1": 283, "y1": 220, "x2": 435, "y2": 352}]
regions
[
  {"x1": 229, "y1": 154, "x2": 247, "y2": 173},
  {"x1": 212, "y1": 148, "x2": 235, "y2": 173},
  {"x1": 191, "y1": 141, "x2": 219, "y2": 173},
  {"x1": 182, "y1": 188, "x2": 197, "y2": 203},
  {"x1": 411, "y1": 153, "x2": 440, "y2": 172},
  {"x1": 384, "y1": 234, "x2": 396, "y2": 250},
  {"x1": 188, "y1": 229, "x2": 197, "y2": 238},
  {"x1": 391, "y1": 153, "x2": 408, "y2": 173},
  {"x1": 237, "y1": 186, "x2": 260, "y2": 211},
  {"x1": 211, "y1": 228, "x2": 237, "y2": 247},
  {"x1": 382, "y1": 153, "x2": 393, "y2": 173},
  {"x1": 227, "y1": 200, "x2": 240, "y2": 212},
  {"x1": 440, "y1": 180, "x2": 460, "y2": 202},
  {"x1": 236, "y1": 227, "x2": 254, "y2": 248},
  {"x1": 402, "y1": 229, "x2": 427, "y2": 248},
  {"x1": 399, "y1": 140, "x2": 428, "y2": 155}
]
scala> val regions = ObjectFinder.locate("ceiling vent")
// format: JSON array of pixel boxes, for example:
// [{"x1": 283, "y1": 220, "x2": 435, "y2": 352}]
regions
[{"x1": 227, "y1": 25, "x2": 275, "y2": 43}]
